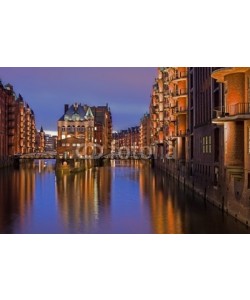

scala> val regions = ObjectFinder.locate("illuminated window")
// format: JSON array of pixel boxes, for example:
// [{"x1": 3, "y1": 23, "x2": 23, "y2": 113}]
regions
[
  {"x1": 205, "y1": 136, "x2": 208, "y2": 153},
  {"x1": 202, "y1": 135, "x2": 212, "y2": 153},
  {"x1": 208, "y1": 136, "x2": 212, "y2": 153}
]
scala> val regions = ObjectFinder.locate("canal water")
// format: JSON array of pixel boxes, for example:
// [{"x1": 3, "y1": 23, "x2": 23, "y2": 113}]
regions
[{"x1": 0, "y1": 160, "x2": 248, "y2": 234}]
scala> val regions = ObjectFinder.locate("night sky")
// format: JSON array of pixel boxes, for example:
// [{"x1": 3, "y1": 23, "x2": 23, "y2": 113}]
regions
[{"x1": 0, "y1": 67, "x2": 156, "y2": 132}]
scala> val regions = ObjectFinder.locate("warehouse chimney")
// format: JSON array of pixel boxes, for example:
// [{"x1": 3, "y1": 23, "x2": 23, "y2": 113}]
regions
[{"x1": 64, "y1": 104, "x2": 69, "y2": 113}]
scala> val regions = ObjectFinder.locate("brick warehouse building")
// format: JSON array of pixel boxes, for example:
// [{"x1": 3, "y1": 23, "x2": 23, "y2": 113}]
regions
[
  {"x1": 91, "y1": 104, "x2": 112, "y2": 155},
  {"x1": 112, "y1": 126, "x2": 140, "y2": 156},
  {"x1": 57, "y1": 103, "x2": 112, "y2": 158},
  {"x1": 0, "y1": 82, "x2": 36, "y2": 167},
  {"x1": 140, "y1": 113, "x2": 151, "y2": 154},
  {"x1": 150, "y1": 67, "x2": 250, "y2": 225},
  {"x1": 211, "y1": 67, "x2": 250, "y2": 224}
]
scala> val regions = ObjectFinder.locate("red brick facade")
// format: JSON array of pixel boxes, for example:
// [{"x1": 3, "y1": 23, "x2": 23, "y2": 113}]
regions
[
  {"x1": 150, "y1": 67, "x2": 250, "y2": 225},
  {"x1": 0, "y1": 82, "x2": 36, "y2": 167}
]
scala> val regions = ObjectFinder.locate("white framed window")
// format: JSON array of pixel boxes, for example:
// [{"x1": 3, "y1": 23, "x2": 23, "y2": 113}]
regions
[
  {"x1": 202, "y1": 135, "x2": 212, "y2": 153},
  {"x1": 208, "y1": 136, "x2": 212, "y2": 153}
]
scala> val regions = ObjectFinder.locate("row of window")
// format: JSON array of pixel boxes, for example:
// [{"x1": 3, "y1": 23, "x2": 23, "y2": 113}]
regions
[
  {"x1": 62, "y1": 143, "x2": 81, "y2": 147},
  {"x1": 61, "y1": 126, "x2": 96, "y2": 132}
]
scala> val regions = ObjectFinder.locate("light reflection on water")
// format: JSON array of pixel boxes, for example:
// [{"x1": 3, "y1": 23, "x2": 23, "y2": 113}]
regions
[{"x1": 0, "y1": 159, "x2": 249, "y2": 233}]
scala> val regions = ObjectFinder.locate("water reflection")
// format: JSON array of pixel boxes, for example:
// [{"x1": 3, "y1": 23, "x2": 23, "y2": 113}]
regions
[
  {"x1": 0, "y1": 160, "x2": 248, "y2": 233},
  {"x1": 56, "y1": 167, "x2": 112, "y2": 233},
  {"x1": 138, "y1": 163, "x2": 248, "y2": 233},
  {"x1": 0, "y1": 165, "x2": 35, "y2": 233},
  {"x1": 139, "y1": 165, "x2": 183, "y2": 233}
]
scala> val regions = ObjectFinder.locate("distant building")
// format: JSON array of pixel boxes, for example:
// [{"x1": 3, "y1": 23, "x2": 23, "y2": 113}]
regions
[
  {"x1": 91, "y1": 104, "x2": 112, "y2": 156},
  {"x1": 139, "y1": 113, "x2": 151, "y2": 151},
  {"x1": 57, "y1": 103, "x2": 112, "y2": 158},
  {"x1": 57, "y1": 103, "x2": 95, "y2": 158},
  {"x1": 44, "y1": 134, "x2": 57, "y2": 152},
  {"x1": 35, "y1": 126, "x2": 45, "y2": 152},
  {"x1": 112, "y1": 126, "x2": 140, "y2": 155}
]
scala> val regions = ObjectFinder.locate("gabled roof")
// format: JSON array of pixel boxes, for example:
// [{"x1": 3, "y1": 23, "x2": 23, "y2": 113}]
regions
[
  {"x1": 85, "y1": 107, "x2": 94, "y2": 119},
  {"x1": 58, "y1": 103, "x2": 94, "y2": 121}
]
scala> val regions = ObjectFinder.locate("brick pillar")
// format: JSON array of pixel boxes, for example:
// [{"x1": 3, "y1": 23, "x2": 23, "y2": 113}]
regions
[
  {"x1": 224, "y1": 121, "x2": 244, "y2": 166},
  {"x1": 225, "y1": 73, "x2": 245, "y2": 108}
]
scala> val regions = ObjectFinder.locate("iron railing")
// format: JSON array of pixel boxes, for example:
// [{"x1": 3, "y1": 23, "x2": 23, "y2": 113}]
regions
[{"x1": 213, "y1": 103, "x2": 250, "y2": 118}]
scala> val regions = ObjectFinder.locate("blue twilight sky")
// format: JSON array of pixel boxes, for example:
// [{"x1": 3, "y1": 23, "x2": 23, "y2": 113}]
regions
[{"x1": 0, "y1": 67, "x2": 156, "y2": 132}]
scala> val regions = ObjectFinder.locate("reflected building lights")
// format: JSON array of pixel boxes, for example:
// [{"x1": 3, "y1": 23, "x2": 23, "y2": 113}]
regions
[
  {"x1": 138, "y1": 162, "x2": 183, "y2": 234},
  {"x1": 0, "y1": 166, "x2": 35, "y2": 233},
  {"x1": 56, "y1": 166, "x2": 111, "y2": 232}
]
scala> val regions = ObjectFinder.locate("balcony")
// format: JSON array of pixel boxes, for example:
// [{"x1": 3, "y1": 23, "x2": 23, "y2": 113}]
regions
[
  {"x1": 168, "y1": 131, "x2": 177, "y2": 139},
  {"x1": 172, "y1": 89, "x2": 188, "y2": 99},
  {"x1": 168, "y1": 115, "x2": 176, "y2": 123},
  {"x1": 213, "y1": 102, "x2": 250, "y2": 123},
  {"x1": 174, "y1": 106, "x2": 187, "y2": 115},
  {"x1": 171, "y1": 72, "x2": 187, "y2": 83},
  {"x1": 167, "y1": 101, "x2": 177, "y2": 109},
  {"x1": 177, "y1": 129, "x2": 188, "y2": 137},
  {"x1": 211, "y1": 67, "x2": 250, "y2": 83}
]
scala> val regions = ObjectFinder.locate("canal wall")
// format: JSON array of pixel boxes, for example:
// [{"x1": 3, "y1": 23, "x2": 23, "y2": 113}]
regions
[
  {"x1": 0, "y1": 158, "x2": 14, "y2": 169},
  {"x1": 154, "y1": 158, "x2": 250, "y2": 227}
]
